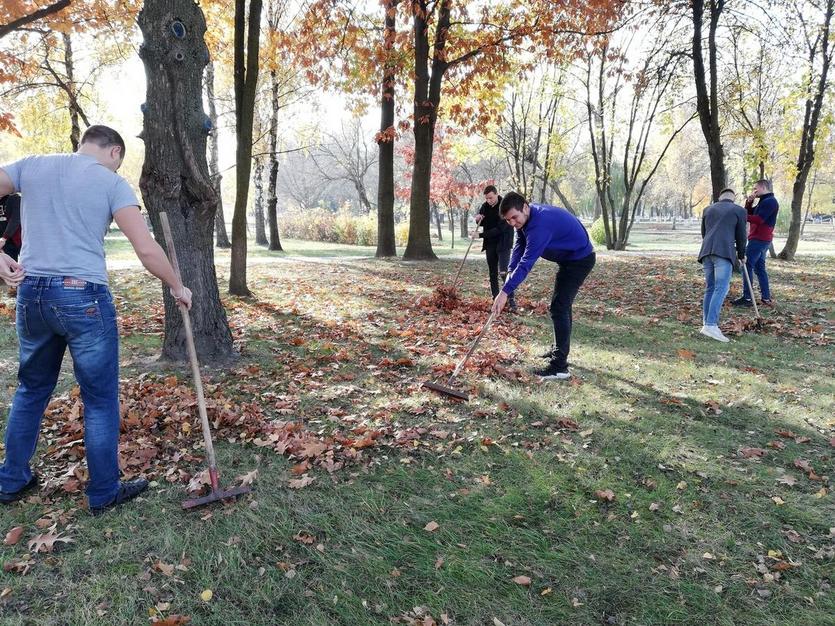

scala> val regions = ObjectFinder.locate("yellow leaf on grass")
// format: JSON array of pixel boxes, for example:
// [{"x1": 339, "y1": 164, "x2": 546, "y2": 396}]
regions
[
  {"x1": 772, "y1": 496, "x2": 785, "y2": 505},
  {"x1": 200, "y1": 589, "x2": 213, "y2": 602}
]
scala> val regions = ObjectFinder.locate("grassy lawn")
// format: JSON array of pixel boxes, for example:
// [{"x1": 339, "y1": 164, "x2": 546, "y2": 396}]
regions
[{"x1": 0, "y1": 248, "x2": 833, "y2": 625}]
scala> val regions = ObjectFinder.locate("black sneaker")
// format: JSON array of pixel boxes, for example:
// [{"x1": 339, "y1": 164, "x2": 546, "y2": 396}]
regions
[
  {"x1": 89, "y1": 478, "x2": 149, "y2": 516},
  {"x1": 0, "y1": 475, "x2": 38, "y2": 504},
  {"x1": 731, "y1": 297, "x2": 752, "y2": 307},
  {"x1": 534, "y1": 360, "x2": 570, "y2": 380}
]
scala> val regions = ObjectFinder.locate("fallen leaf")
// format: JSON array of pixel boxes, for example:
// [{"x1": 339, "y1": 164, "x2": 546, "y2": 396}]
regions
[
  {"x1": 434, "y1": 557, "x2": 444, "y2": 570},
  {"x1": 293, "y1": 532, "x2": 315, "y2": 545},
  {"x1": 771, "y1": 496, "x2": 785, "y2": 505},
  {"x1": 677, "y1": 349, "x2": 695, "y2": 360},
  {"x1": 288, "y1": 476, "x2": 315, "y2": 489},
  {"x1": 777, "y1": 475, "x2": 797, "y2": 486},
  {"x1": 649, "y1": 502, "x2": 661, "y2": 512},
  {"x1": 815, "y1": 488, "x2": 828, "y2": 499},
  {"x1": 3, "y1": 527, "x2": 24, "y2": 546},
  {"x1": 154, "y1": 561, "x2": 175, "y2": 577},
  {"x1": 27, "y1": 532, "x2": 72, "y2": 554},
  {"x1": 200, "y1": 589, "x2": 213, "y2": 602},
  {"x1": 793, "y1": 459, "x2": 813, "y2": 472},
  {"x1": 424, "y1": 521, "x2": 440, "y2": 532},
  {"x1": 237, "y1": 469, "x2": 258, "y2": 486},
  {"x1": 740, "y1": 447, "x2": 767, "y2": 458},
  {"x1": 676, "y1": 481, "x2": 687, "y2": 491},
  {"x1": 512, "y1": 575, "x2": 532, "y2": 586},
  {"x1": 594, "y1": 489, "x2": 615, "y2": 502}
]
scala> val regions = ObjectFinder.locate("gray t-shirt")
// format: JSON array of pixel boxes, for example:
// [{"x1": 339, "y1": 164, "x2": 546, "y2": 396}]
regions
[{"x1": 0, "y1": 153, "x2": 139, "y2": 284}]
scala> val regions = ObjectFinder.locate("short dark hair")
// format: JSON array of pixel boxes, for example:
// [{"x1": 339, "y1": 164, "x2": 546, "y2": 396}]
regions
[
  {"x1": 81, "y1": 125, "x2": 126, "y2": 158},
  {"x1": 719, "y1": 187, "x2": 736, "y2": 199},
  {"x1": 499, "y1": 191, "x2": 527, "y2": 215},
  {"x1": 483, "y1": 185, "x2": 497, "y2": 195}
]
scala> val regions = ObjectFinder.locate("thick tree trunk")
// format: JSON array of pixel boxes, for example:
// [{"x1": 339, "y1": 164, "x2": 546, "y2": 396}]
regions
[
  {"x1": 404, "y1": 1, "x2": 448, "y2": 260},
  {"x1": 375, "y1": 2, "x2": 397, "y2": 258},
  {"x1": 138, "y1": 0, "x2": 234, "y2": 363},
  {"x1": 692, "y1": 0, "x2": 727, "y2": 201},
  {"x1": 267, "y1": 69, "x2": 283, "y2": 251},
  {"x1": 253, "y1": 156, "x2": 268, "y2": 245},
  {"x1": 205, "y1": 61, "x2": 231, "y2": 249},
  {"x1": 229, "y1": 0, "x2": 263, "y2": 295}
]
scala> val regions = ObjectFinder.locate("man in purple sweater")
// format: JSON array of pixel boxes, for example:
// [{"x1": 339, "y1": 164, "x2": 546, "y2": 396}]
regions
[{"x1": 491, "y1": 192, "x2": 595, "y2": 380}]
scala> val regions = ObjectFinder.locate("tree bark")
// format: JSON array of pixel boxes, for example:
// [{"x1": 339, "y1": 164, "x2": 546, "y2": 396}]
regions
[
  {"x1": 266, "y1": 69, "x2": 283, "y2": 251},
  {"x1": 691, "y1": 0, "x2": 727, "y2": 201},
  {"x1": 404, "y1": 0, "x2": 448, "y2": 260},
  {"x1": 205, "y1": 61, "x2": 231, "y2": 249},
  {"x1": 375, "y1": 2, "x2": 397, "y2": 258},
  {"x1": 229, "y1": 0, "x2": 263, "y2": 295},
  {"x1": 780, "y1": 0, "x2": 834, "y2": 260},
  {"x1": 62, "y1": 32, "x2": 82, "y2": 150},
  {"x1": 138, "y1": 0, "x2": 234, "y2": 363},
  {"x1": 253, "y1": 156, "x2": 267, "y2": 245},
  {"x1": 432, "y1": 201, "x2": 442, "y2": 240}
]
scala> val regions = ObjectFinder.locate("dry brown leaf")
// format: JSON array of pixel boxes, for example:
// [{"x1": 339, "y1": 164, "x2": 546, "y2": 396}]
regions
[
  {"x1": 27, "y1": 532, "x2": 72, "y2": 554},
  {"x1": 740, "y1": 447, "x2": 767, "y2": 458},
  {"x1": 3, "y1": 527, "x2": 24, "y2": 546},
  {"x1": 237, "y1": 469, "x2": 258, "y2": 487},
  {"x1": 512, "y1": 575, "x2": 532, "y2": 586},
  {"x1": 595, "y1": 489, "x2": 616, "y2": 502},
  {"x1": 288, "y1": 476, "x2": 315, "y2": 490},
  {"x1": 424, "y1": 521, "x2": 440, "y2": 532},
  {"x1": 154, "y1": 560, "x2": 175, "y2": 577}
]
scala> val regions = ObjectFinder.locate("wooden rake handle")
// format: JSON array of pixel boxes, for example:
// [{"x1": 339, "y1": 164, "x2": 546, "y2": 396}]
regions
[
  {"x1": 158, "y1": 212, "x2": 217, "y2": 470},
  {"x1": 740, "y1": 262, "x2": 761, "y2": 319},
  {"x1": 450, "y1": 227, "x2": 480, "y2": 292},
  {"x1": 448, "y1": 308, "x2": 496, "y2": 384}
]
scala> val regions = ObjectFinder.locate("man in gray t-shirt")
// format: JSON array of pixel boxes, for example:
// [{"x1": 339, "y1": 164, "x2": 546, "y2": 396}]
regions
[{"x1": 0, "y1": 125, "x2": 192, "y2": 515}]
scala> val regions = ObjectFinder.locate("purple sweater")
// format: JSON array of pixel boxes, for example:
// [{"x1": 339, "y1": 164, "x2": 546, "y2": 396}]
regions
[{"x1": 502, "y1": 204, "x2": 594, "y2": 294}]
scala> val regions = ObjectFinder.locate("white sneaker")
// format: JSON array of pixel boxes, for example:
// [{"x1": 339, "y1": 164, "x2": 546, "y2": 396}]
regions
[{"x1": 700, "y1": 325, "x2": 729, "y2": 343}]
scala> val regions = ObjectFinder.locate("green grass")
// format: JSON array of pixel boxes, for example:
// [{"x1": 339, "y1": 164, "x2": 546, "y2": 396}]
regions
[{"x1": 0, "y1": 249, "x2": 833, "y2": 625}]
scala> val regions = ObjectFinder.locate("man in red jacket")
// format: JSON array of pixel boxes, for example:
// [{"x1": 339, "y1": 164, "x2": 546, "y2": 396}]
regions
[{"x1": 732, "y1": 179, "x2": 778, "y2": 306}]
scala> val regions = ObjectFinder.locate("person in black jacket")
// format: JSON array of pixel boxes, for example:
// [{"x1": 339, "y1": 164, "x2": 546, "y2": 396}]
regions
[
  {"x1": 0, "y1": 193, "x2": 21, "y2": 261},
  {"x1": 474, "y1": 185, "x2": 516, "y2": 310}
]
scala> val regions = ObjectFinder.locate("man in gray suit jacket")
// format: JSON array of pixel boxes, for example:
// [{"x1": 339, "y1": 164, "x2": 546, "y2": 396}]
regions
[{"x1": 698, "y1": 188, "x2": 747, "y2": 342}]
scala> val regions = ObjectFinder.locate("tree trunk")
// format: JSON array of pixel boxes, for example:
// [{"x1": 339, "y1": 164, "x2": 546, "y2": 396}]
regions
[
  {"x1": 691, "y1": 0, "x2": 727, "y2": 201},
  {"x1": 63, "y1": 32, "x2": 82, "y2": 151},
  {"x1": 780, "y1": 0, "x2": 833, "y2": 260},
  {"x1": 459, "y1": 207, "x2": 468, "y2": 238},
  {"x1": 374, "y1": 2, "x2": 397, "y2": 257},
  {"x1": 432, "y1": 201, "x2": 442, "y2": 240},
  {"x1": 137, "y1": 0, "x2": 234, "y2": 363},
  {"x1": 253, "y1": 156, "x2": 267, "y2": 245},
  {"x1": 267, "y1": 69, "x2": 283, "y2": 251},
  {"x1": 800, "y1": 168, "x2": 816, "y2": 238},
  {"x1": 404, "y1": 1, "x2": 448, "y2": 260},
  {"x1": 229, "y1": 0, "x2": 263, "y2": 295},
  {"x1": 205, "y1": 61, "x2": 231, "y2": 248}
]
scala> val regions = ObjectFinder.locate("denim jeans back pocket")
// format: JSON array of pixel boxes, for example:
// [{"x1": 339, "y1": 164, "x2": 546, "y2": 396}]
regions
[{"x1": 52, "y1": 299, "x2": 105, "y2": 339}]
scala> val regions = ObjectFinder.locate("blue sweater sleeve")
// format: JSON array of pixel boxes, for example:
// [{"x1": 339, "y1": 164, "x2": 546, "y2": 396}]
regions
[{"x1": 502, "y1": 225, "x2": 550, "y2": 294}]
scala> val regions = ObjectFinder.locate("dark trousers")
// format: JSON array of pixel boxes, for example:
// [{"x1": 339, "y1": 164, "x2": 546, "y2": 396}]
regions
[
  {"x1": 550, "y1": 252, "x2": 596, "y2": 367},
  {"x1": 485, "y1": 242, "x2": 515, "y2": 306}
]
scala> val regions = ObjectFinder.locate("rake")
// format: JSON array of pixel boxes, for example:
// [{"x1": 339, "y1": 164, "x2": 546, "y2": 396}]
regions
[
  {"x1": 158, "y1": 212, "x2": 252, "y2": 510},
  {"x1": 423, "y1": 309, "x2": 496, "y2": 401},
  {"x1": 740, "y1": 262, "x2": 765, "y2": 330}
]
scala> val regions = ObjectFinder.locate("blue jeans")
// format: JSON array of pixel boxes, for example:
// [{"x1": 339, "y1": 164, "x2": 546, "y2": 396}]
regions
[
  {"x1": 702, "y1": 255, "x2": 733, "y2": 326},
  {"x1": 742, "y1": 239, "x2": 771, "y2": 300},
  {"x1": 0, "y1": 276, "x2": 120, "y2": 507}
]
